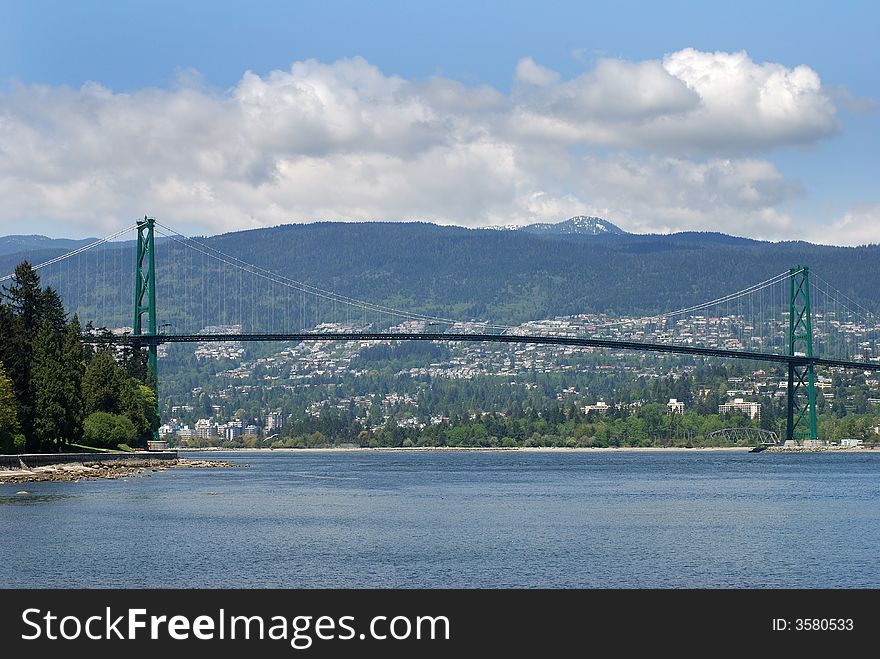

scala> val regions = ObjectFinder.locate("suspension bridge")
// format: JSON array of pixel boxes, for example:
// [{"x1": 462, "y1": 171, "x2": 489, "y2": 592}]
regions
[{"x1": 3, "y1": 216, "x2": 880, "y2": 445}]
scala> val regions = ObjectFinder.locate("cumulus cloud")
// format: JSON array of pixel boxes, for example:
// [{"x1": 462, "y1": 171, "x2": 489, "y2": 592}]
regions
[
  {"x1": 533, "y1": 154, "x2": 801, "y2": 239},
  {"x1": 658, "y1": 48, "x2": 840, "y2": 151},
  {"x1": 0, "y1": 49, "x2": 857, "y2": 239},
  {"x1": 511, "y1": 48, "x2": 839, "y2": 153},
  {"x1": 515, "y1": 56, "x2": 699, "y2": 122}
]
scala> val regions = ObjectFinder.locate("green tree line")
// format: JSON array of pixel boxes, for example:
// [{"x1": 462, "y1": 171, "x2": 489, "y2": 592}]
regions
[{"x1": 0, "y1": 262, "x2": 159, "y2": 453}]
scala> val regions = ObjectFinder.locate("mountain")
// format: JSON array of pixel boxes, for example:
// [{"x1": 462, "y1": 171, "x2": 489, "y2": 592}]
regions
[
  {"x1": 484, "y1": 216, "x2": 763, "y2": 244},
  {"x1": 482, "y1": 216, "x2": 626, "y2": 236},
  {"x1": 518, "y1": 215, "x2": 627, "y2": 236},
  {"x1": 1, "y1": 221, "x2": 878, "y2": 327},
  {"x1": 0, "y1": 234, "x2": 99, "y2": 257},
  {"x1": 647, "y1": 231, "x2": 762, "y2": 246}
]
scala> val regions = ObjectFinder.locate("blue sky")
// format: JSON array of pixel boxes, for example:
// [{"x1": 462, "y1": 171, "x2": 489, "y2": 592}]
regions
[{"x1": 0, "y1": 0, "x2": 877, "y2": 244}]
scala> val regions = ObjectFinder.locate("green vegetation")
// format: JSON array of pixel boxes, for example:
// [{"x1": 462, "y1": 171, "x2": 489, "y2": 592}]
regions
[
  {"x1": 82, "y1": 412, "x2": 137, "y2": 448},
  {"x1": 0, "y1": 361, "x2": 24, "y2": 453},
  {"x1": 0, "y1": 262, "x2": 159, "y2": 453}
]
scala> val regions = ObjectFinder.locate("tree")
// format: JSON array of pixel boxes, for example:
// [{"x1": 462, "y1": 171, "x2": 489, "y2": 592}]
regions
[
  {"x1": 120, "y1": 339, "x2": 149, "y2": 381},
  {"x1": 0, "y1": 305, "x2": 15, "y2": 387},
  {"x1": 82, "y1": 412, "x2": 136, "y2": 449},
  {"x1": 31, "y1": 320, "x2": 69, "y2": 451},
  {"x1": 82, "y1": 349, "x2": 129, "y2": 415},
  {"x1": 61, "y1": 315, "x2": 86, "y2": 443},
  {"x1": 0, "y1": 260, "x2": 156, "y2": 452},
  {"x1": 38, "y1": 287, "x2": 66, "y2": 334},
  {"x1": 0, "y1": 361, "x2": 23, "y2": 454},
  {"x1": 4, "y1": 262, "x2": 42, "y2": 450},
  {"x1": 122, "y1": 383, "x2": 159, "y2": 447},
  {"x1": 30, "y1": 290, "x2": 80, "y2": 451}
]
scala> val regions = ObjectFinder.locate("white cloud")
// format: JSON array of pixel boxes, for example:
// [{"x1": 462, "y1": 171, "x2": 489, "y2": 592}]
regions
[
  {"x1": 657, "y1": 48, "x2": 840, "y2": 152},
  {"x1": 545, "y1": 155, "x2": 800, "y2": 239},
  {"x1": 511, "y1": 49, "x2": 839, "y2": 153},
  {"x1": 810, "y1": 204, "x2": 880, "y2": 246},
  {"x1": 515, "y1": 57, "x2": 561, "y2": 87},
  {"x1": 826, "y1": 85, "x2": 877, "y2": 114},
  {"x1": 0, "y1": 50, "x2": 860, "y2": 240},
  {"x1": 516, "y1": 56, "x2": 699, "y2": 122}
]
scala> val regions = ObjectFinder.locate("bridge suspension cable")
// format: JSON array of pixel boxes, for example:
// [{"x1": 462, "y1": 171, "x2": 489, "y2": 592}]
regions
[
  {"x1": 809, "y1": 272, "x2": 879, "y2": 362},
  {"x1": 568, "y1": 270, "x2": 794, "y2": 341},
  {"x1": 153, "y1": 221, "x2": 512, "y2": 332},
  {"x1": 2, "y1": 217, "x2": 877, "y2": 368},
  {"x1": 0, "y1": 224, "x2": 138, "y2": 283},
  {"x1": 652, "y1": 269, "x2": 795, "y2": 320}
]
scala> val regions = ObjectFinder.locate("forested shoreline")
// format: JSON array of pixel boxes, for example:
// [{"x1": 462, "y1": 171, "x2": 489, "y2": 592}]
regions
[{"x1": 0, "y1": 262, "x2": 158, "y2": 453}]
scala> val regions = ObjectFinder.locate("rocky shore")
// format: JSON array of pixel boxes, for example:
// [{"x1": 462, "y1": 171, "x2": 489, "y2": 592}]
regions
[
  {"x1": 0, "y1": 458, "x2": 239, "y2": 484},
  {"x1": 764, "y1": 445, "x2": 877, "y2": 453}
]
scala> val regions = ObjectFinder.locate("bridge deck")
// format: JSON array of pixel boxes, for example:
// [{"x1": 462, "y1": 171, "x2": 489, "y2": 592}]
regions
[{"x1": 87, "y1": 332, "x2": 880, "y2": 372}]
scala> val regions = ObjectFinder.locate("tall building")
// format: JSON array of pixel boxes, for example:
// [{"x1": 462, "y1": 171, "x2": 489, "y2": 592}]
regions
[
  {"x1": 583, "y1": 401, "x2": 611, "y2": 415},
  {"x1": 266, "y1": 411, "x2": 284, "y2": 431},
  {"x1": 718, "y1": 398, "x2": 761, "y2": 420},
  {"x1": 667, "y1": 398, "x2": 684, "y2": 415},
  {"x1": 195, "y1": 418, "x2": 212, "y2": 438}
]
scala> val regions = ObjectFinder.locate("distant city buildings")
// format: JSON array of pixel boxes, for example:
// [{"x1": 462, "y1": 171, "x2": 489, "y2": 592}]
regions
[
  {"x1": 169, "y1": 417, "x2": 253, "y2": 441},
  {"x1": 195, "y1": 324, "x2": 245, "y2": 360},
  {"x1": 157, "y1": 312, "x2": 880, "y2": 442}
]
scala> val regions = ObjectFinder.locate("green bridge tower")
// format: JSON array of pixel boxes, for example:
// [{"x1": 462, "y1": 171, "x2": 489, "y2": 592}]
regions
[
  {"x1": 786, "y1": 266, "x2": 818, "y2": 443},
  {"x1": 133, "y1": 216, "x2": 159, "y2": 440}
]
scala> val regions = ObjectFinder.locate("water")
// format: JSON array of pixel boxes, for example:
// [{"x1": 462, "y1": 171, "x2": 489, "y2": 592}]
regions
[{"x1": 1, "y1": 450, "x2": 878, "y2": 588}]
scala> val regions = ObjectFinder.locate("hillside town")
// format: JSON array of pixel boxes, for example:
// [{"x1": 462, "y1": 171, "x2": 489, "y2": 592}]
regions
[{"x1": 154, "y1": 311, "x2": 880, "y2": 445}]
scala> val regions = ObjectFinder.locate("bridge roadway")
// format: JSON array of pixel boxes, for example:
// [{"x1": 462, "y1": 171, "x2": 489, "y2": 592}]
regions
[{"x1": 94, "y1": 331, "x2": 880, "y2": 372}]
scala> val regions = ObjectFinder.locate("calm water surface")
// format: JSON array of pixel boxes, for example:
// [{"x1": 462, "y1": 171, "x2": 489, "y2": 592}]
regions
[{"x1": 1, "y1": 450, "x2": 878, "y2": 588}]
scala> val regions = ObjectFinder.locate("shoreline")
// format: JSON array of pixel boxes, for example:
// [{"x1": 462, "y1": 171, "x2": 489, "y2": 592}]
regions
[
  {"x1": 5, "y1": 444, "x2": 874, "y2": 484},
  {"x1": 177, "y1": 444, "x2": 876, "y2": 454},
  {"x1": 174, "y1": 446, "x2": 880, "y2": 453},
  {"x1": 176, "y1": 445, "x2": 755, "y2": 453},
  {"x1": 0, "y1": 457, "x2": 238, "y2": 485}
]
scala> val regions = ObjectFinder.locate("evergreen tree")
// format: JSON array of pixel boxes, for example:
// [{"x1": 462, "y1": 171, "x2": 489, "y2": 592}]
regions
[
  {"x1": 31, "y1": 286, "x2": 78, "y2": 451},
  {"x1": 31, "y1": 320, "x2": 68, "y2": 451},
  {"x1": 3, "y1": 262, "x2": 42, "y2": 450},
  {"x1": 0, "y1": 304, "x2": 14, "y2": 383},
  {"x1": 38, "y1": 287, "x2": 66, "y2": 333},
  {"x1": 120, "y1": 340, "x2": 149, "y2": 381},
  {"x1": 62, "y1": 315, "x2": 86, "y2": 443},
  {"x1": 122, "y1": 382, "x2": 159, "y2": 447},
  {"x1": 0, "y1": 361, "x2": 23, "y2": 453},
  {"x1": 82, "y1": 348, "x2": 129, "y2": 415}
]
